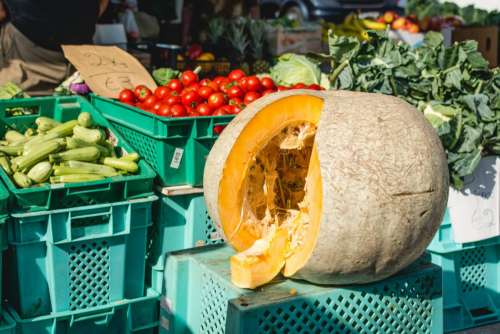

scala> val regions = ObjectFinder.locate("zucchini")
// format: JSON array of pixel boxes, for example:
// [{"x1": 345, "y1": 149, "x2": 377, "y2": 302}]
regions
[
  {"x1": 5, "y1": 130, "x2": 25, "y2": 143},
  {"x1": 66, "y1": 137, "x2": 110, "y2": 156},
  {"x1": 73, "y1": 125, "x2": 104, "y2": 144},
  {"x1": 36, "y1": 116, "x2": 60, "y2": 132},
  {"x1": 0, "y1": 155, "x2": 12, "y2": 175},
  {"x1": 121, "y1": 152, "x2": 140, "y2": 162},
  {"x1": 50, "y1": 174, "x2": 105, "y2": 183},
  {"x1": 49, "y1": 147, "x2": 100, "y2": 163},
  {"x1": 14, "y1": 140, "x2": 61, "y2": 171},
  {"x1": 77, "y1": 112, "x2": 93, "y2": 128},
  {"x1": 13, "y1": 172, "x2": 32, "y2": 188},
  {"x1": 27, "y1": 161, "x2": 52, "y2": 183},
  {"x1": 103, "y1": 157, "x2": 138, "y2": 173}
]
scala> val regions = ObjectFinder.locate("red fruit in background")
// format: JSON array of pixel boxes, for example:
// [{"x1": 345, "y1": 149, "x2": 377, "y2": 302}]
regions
[
  {"x1": 181, "y1": 90, "x2": 201, "y2": 106},
  {"x1": 208, "y1": 93, "x2": 226, "y2": 110},
  {"x1": 213, "y1": 76, "x2": 226, "y2": 86},
  {"x1": 143, "y1": 95, "x2": 158, "y2": 109},
  {"x1": 246, "y1": 76, "x2": 262, "y2": 92},
  {"x1": 406, "y1": 22, "x2": 420, "y2": 33},
  {"x1": 227, "y1": 85, "x2": 244, "y2": 99},
  {"x1": 277, "y1": 85, "x2": 288, "y2": 91},
  {"x1": 198, "y1": 86, "x2": 214, "y2": 99},
  {"x1": 134, "y1": 85, "x2": 152, "y2": 102},
  {"x1": 392, "y1": 17, "x2": 407, "y2": 30},
  {"x1": 261, "y1": 77, "x2": 275, "y2": 90},
  {"x1": 213, "y1": 125, "x2": 225, "y2": 134},
  {"x1": 167, "y1": 79, "x2": 183, "y2": 93},
  {"x1": 181, "y1": 70, "x2": 199, "y2": 86},
  {"x1": 228, "y1": 69, "x2": 246, "y2": 81},
  {"x1": 244, "y1": 91, "x2": 261, "y2": 104},
  {"x1": 154, "y1": 86, "x2": 170, "y2": 100},
  {"x1": 196, "y1": 103, "x2": 213, "y2": 116},
  {"x1": 118, "y1": 89, "x2": 135, "y2": 103},
  {"x1": 171, "y1": 104, "x2": 187, "y2": 117},
  {"x1": 307, "y1": 84, "x2": 321, "y2": 90},
  {"x1": 152, "y1": 101, "x2": 163, "y2": 114},
  {"x1": 157, "y1": 103, "x2": 171, "y2": 117},
  {"x1": 383, "y1": 11, "x2": 398, "y2": 24},
  {"x1": 166, "y1": 94, "x2": 181, "y2": 106},
  {"x1": 262, "y1": 89, "x2": 275, "y2": 96},
  {"x1": 292, "y1": 83, "x2": 307, "y2": 89},
  {"x1": 238, "y1": 77, "x2": 248, "y2": 92},
  {"x1": 187, "y1": 44, "x2": 203, "y2": 60}
]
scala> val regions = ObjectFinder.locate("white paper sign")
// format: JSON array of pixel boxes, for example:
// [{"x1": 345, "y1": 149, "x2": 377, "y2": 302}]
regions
[{"x1": 448, "y1": 156, "x2": 500, "y2": 243}]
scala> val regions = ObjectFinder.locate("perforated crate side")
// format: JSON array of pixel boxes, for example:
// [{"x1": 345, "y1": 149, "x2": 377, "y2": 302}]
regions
[{"x1": 430, "y1": 244, "x2": 500, "y2": 333}]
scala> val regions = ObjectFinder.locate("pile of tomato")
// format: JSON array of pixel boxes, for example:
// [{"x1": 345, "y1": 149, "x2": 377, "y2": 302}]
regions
[{"x1": 117, "y1": 69, "x2": 323, "y2": 117}]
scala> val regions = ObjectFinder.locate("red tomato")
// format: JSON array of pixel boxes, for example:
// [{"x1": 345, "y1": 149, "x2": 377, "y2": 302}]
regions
[
  {"x1": 222, "y1": 105, "x2": 234, "y2": 114},
  {"x1": 181, "y1": 90, "x2": 201, "y2": 106},
  {"x1": 196, "y1": 103, "x2": 213, "y2": 116},
  {"x1": 277, "y1": 85, "x2": 288, "y2": 91},
  {"x1": 118, "y1": 89, "x2": 135, "y2": 103},
  {"x1": 152, "y1": 101, "x2": 163, "y2": 114},
  {"x1": 244, "y1": 91, "x2": 261, "y2": 104},
  {"x1": 308, "y1": 84, "x2": 322, "y2": 90},
  {"x1": 199, "y1": 78, "x2": 211, "y2": 87},
  {"x1": 261, "y1": 77, "x2": 275, "y2": 90},
  {"x1": 187, "y1": 82, "x2": 200, "y2": 92},
  {"x1": 154, "y1": 86, "x2": 170, "y2": 100},
  {"x1": 212, "y1": 107, "x2": 226, "y2": 116},
  {"x1": 143, "y1": 95, "x2": 158, "y2": 109},
  {"x1": 186, "y1": 105, "x2": 198, "y2": 117},
  {"x1": 166, "y1": 94, "x2": 181, "y2": 106},
  {"x1": 167, "y1": 79, "x2": 183, "y2": 93},
  {"x1": 218, "y1": 79, "x2": 231, "y2": 94},
  {"x1": 134, "y1": 85, "x2": 152, "y2": 102},
  {"x1": 180, "y1": 70, "x2": 198, "y2": 86},
  {"x1": 227, "y1": 85, "x2": 244, "y2": 99},
  {"x1": 228, "y1": 97, "x2": 243, "y2": 106},
  {"x1": 156, "y1": 103, "x2": 171, "y2": 117},
  {"x1": 231, "y1": 104, "x2": 243, "y2": 114},
  {"x1": 246, "y1": 76, "x2": 262, "y2": 92},
  {"x1": 213, "y1": 125, "x2": 225, "y2": 134},
  {"x1": 171, "y1": 104, "x2": 187, "y2": 117},
  {"x1": 198, "y1": 86, "x2": 214, "y2": 99},
  {"x1": 200, "y1": 79, "x2": 219, "y2": 92},
  {"x1": 228, "y1": 69, "x2": 246, "y2": 81},
  {"x1": 262, "y1": 89, "x2": 276, "y2": 96},
  {"x1": 238, "y1": 77, "x2": 248, "y2": 92},
  {"x1": 208, "y1": 93, "x2": 226, "y2": 110},
  {"x1": 213, "y1": 76, "x2": 226, "y2": 86},
  {"x1": 292, "y1": 83, "x2": 307, "y2": 89}
]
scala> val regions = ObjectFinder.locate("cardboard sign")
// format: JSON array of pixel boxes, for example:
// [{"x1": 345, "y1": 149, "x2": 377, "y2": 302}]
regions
[
  {"x1": 62, "y1": 45, "x2": 157, "y2": 98},
  {"x1": 448, "y1": 156, "x2": 500, "y2": 243}
]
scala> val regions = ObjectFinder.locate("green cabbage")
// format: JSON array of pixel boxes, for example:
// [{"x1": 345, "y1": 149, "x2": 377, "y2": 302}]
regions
[
  {"x1": 270, "y1": 54, "x2": 321, "y2": 86},
  {"x1": 152, "y1": 68, "x2": 180, "y2": 86}
]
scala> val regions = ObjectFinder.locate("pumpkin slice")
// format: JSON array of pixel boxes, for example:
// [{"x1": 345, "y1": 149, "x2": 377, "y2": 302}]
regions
[
  {"x1": 204, "y1": 90, "x2": 449, "y2": 288},
  {"x1": 231, "y1": 226, "x2": 289, "y2": 289}
]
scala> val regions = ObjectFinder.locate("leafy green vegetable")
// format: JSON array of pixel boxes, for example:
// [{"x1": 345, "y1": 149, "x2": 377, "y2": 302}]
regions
[
  {"x1": 270, "y1": 54, "x2": 321, "y2": 86},
  {"x1": 321, "y1": 30, "x2": 499, "y2": 189},
  {"x1": 152, "y1": 68, "x2": 180, "y2": 86}
]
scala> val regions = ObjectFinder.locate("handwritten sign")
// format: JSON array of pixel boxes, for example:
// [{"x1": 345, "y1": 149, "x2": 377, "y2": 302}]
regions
[{"x1": 62, "y1": 45, "x2": 157, "y2": 98}]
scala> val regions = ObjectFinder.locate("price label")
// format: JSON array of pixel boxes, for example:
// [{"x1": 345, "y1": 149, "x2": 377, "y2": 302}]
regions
[{"x1": 170, "y1": 148, "x2": 184, "y2": 169}]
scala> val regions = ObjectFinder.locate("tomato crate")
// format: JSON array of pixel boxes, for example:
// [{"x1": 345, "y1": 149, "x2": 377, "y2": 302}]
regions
[
  {"x1": 148, "y1": 190, "x2": 224, "y2": 294},
  {"x1": 0, "y1": 311, "x2": 15, "y2": 334},
  {"x1": 160, "y1": 245, "x2": 443, "y2": 334},
  {"x1": 429, "y1": 244, "x2": 500, "y2": 333},
  {"x1": 7, "y1": 288, "x2": 160, "y2": 334},
  {"x1": 0, "y1": 96, "x2": 156, "y2": 212},
  {"x1": 4, "y1": 195, "x2": 157, "y2": 318},
  {"x1": 91, "y1": 95, "x2": 234, "y2": 187}
]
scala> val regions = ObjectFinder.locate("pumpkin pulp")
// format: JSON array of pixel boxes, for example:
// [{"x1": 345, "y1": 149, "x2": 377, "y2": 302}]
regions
[{"x1": 219, "y1": 95, "x2": 324, "y2": 288}]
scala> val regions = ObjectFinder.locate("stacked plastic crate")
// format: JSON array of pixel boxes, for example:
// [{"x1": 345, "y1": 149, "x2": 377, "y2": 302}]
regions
[
  {"x1": 428, "y1": 209, "x2": 500, "y2": 333},
  {"x1": 0, "y1": 96, "x2": 160, "y2": 333},
  {"x1": 92, "y1": 95, "x2": 233, "y2": 295}
]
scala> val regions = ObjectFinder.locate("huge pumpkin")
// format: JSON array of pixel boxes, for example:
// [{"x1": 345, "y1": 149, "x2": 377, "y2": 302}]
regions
[{"x1": 204, "y1": 90, "x2": 448, "y2": 288}]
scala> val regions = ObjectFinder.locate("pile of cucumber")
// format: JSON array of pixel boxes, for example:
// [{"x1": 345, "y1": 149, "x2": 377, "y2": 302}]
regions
[{"x1": 0, "y1": 112, "x2": 140, "y2": 188}]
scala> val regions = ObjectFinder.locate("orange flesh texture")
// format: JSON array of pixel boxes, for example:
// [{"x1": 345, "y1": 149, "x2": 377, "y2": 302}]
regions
[
  {"x1": 218, "y1": 95, "x2": 324, "y2": 285},
  {"x1": 231, "y1": 227, "x2": 289, "y2": 289}
]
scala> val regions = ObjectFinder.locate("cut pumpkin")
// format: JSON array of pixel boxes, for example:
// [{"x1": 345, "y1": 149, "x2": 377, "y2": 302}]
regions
[{"x1": 204, "y1": 90, "x2": 449, "y2": 289}]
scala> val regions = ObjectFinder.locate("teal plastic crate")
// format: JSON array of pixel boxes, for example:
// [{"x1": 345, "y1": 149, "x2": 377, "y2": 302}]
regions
[
  {"x1": 0, "y1": 96, "x2": 156, "y2": 212},
  {"x1": 0, "y1": 216, "x2": 7, "y2": 317},
  {"x1": 428, "y1": 209, "x2": 500, "y2": 253},
  {"x1": 5, "y1": 195, "x2": 157, "y2": 318},
  {"x1": 148, "y1": 191, "x2": 223, "y2": 294},
  {"x1": 91, "y1": 95, "x2": 234, "y2": 187},
  {"x1": 160, "y1": 245, "x2": 443, "y2": 334},
  {"x1": 0, "y1": 311, "x2": 16, "y2": 334},
  {"x1": 0, "y1": 180, "x2": 8, "y2": 217},
  {"x1": 7, "y1": 288, "x2": 160, "y2": 334},
  {"x1": 430, "y1": 244, "x2": 500, "y2": 333}
]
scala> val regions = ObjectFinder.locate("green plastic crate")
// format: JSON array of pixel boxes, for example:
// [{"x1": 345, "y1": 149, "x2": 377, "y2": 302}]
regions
[
  {"x1": 0, "y1": 311, "x2": 16, "y2": 334},
  {"x1": 0, "y1": 216, "x2": 7, "y2": 317},
  {"x1": 0, "y1": 96, "x2": 156, "y2": 212},
  {"x1": 160, "y1": 245, "x2": 443, "y2": 334},
  {"x1": 148, "y1": 191, "x2": 223, "y2": 294},
  {"x1": 428, "y1": 209, "x2": 500, "y2": 253},
  {"x1": 5, "y1": 195, "x2": 157, "y2": 318},
  {"x1": 91, "y1": 95, "x2": 234, "y2": 187},
  {"x1": 7, "y1": 288, "x2": 160, "y2": 334},
  {"x1": 0, "y1": 179, "x2": 8, "y2": 218},
  {"x1": 430, "y1": 244, "x2": 500, "y2": 333}
]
